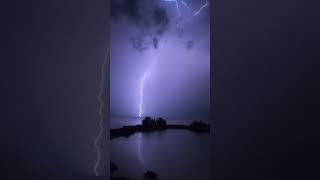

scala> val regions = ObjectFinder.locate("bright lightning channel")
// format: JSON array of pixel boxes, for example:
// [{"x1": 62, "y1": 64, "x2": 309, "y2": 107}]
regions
[
  {"x1": 139, "y1": 71, "x2": 149, "y2": 118},
  {"x1": 94, "y1": 48, "x2": 108, "y2": 176}
]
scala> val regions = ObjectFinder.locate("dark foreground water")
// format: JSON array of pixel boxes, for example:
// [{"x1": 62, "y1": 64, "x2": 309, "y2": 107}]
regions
[{"x1": 110, "y1": 117, "x2": 210, "y2": 180}]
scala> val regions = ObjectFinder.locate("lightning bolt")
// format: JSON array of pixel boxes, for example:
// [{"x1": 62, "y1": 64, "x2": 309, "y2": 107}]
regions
[
  {"x1": 193, "y1": 0, "x2": 209, "y2": 17},
  {"x1": 138, "y1": 71, "x2": 151, "y2": 168},
  {"x1": 139, "y1": 71, "x2": 149, "y2": 118},
  {"x1": 161, "y1": 0, "x2": 209, "y2": 27},
  {"x1": 94, "y1": 47, "x2": 108, "y2": 176},
  {"x1": 137, "y1": 71, "x2": 149, "y2": 170}
]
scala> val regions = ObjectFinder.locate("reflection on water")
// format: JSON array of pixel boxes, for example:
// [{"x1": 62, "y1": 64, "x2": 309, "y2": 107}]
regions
[{"x1": 110, "y1": 128, "x2": 210, "y2": 180}]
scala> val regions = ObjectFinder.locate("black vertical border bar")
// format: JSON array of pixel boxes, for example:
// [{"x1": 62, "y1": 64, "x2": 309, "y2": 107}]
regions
[
  {"x1": 210, "y1": 0, "x2": 216, "y2": 179},
  {"x1": 106, "y1": 0, "x2": 110, "y2": 178}
]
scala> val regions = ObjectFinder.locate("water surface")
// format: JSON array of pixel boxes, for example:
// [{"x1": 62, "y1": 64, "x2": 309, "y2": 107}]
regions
[{"x1": 110, "y1": 118, "x2": 210, "y2": 180}]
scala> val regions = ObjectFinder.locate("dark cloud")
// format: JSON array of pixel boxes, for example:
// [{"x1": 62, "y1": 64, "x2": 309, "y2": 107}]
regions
[
  {"x1": 130, "y1": 35, "x2": 150, "y2": 53},
  {"x1": 110, "y1": 0, "x2": 143, "y2": 24},
  {"x1": 153, "y1": 5, "x2": 169, "y2": 35},
  {"x1": 153, "y1": 37, "x2": 159, "y2": 49},
  {"x1": 186, "y1": 40, "x2": 194, "y2": 51},
  {"x1": 111, "y1": 0, "x2": 170, "y2": 52}
]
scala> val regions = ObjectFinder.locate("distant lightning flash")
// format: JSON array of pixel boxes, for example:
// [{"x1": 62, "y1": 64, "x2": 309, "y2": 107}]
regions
[
  {"x1": 161, "y1": 0, "x2": 209, "y2": 26},
  {"x1": 94, "y1": 47, "x2": 108, "y2": 176},
  {"x1": 181, "y1": 0, "x2": 191, "y2": 13},
  {"x1": 193, "y1": 0, "x2": 209, "y2": 17}
]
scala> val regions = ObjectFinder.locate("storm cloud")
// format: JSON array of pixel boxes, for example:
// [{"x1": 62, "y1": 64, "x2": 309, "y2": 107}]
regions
[{"x1": 111, "y1": 0, "x2": 170, "y2": 52}]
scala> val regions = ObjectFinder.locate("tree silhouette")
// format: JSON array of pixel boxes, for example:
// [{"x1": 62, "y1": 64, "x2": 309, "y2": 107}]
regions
[
  {"x1": 156, "y1": 117, "x2": 166, "y2": 128},
  {"x1": 143, "y1": 170, "x2": 159, "y2": 180},
  {"x1": 142, "y1": 117, "x2": 157, "y2": 128},
  {"x1": 142, "y1": 116, "x2": 152, "y2": 126}
]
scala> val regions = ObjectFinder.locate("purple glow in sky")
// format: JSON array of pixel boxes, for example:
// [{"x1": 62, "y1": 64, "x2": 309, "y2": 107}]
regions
[{"x1": 111, "y1": 0, "x2": 210, "y2": 121}]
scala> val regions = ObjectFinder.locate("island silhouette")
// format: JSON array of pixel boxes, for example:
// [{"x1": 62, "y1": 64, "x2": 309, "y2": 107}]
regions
[{"x1": 110, "y1": 116, "x2": 210, "y2": 139}]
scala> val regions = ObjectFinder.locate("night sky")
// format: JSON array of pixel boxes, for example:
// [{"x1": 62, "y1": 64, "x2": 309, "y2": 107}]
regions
[{"x1": 110, "y1": 0, "x2": 210, "y2": 120}]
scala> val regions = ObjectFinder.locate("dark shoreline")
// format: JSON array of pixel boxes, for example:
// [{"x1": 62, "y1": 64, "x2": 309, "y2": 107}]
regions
[{"x1": 110, "y1": 124, "x2": 210, "y2": 140}]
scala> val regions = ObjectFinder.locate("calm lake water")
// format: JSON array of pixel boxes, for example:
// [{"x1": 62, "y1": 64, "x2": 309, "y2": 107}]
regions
[{"x1": 110, "y1": 117, "x2": 210, "y2": 180}]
